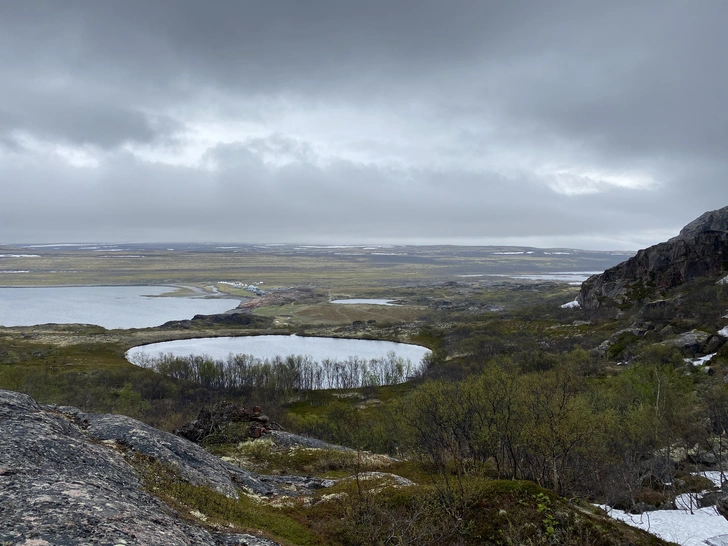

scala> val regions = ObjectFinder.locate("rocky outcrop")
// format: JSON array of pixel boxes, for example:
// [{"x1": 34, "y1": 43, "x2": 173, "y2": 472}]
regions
[
  {"x1": 267, "y1": 430, "x2": 354, "y2": 452},
  {"x1": 660, "y1": 329, "x2": 712, "y2": 353},
  {"x1": 175, "y1": 402, "x2": 282, "y2": 443},
  {"x1": 0, "y1": 389, "x2": 331, "y2": 545},
  {"x1": 578, "y1": 206, "x2": 728, "y2": 309}
]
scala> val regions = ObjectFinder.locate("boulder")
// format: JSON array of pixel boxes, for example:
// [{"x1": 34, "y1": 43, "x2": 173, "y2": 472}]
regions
[
  {"x1": 661, "y1": 329, "x2": 711, "y2": 354},
  {"x1": 174, "y1": 402, "x2": 281, "y2": 444}
]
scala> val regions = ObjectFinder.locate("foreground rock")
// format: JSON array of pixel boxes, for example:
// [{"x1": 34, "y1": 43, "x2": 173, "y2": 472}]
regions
[
  {"x1": 578, "y1": 205, "x2": 728, "y2": 309},
  {"x1": 0, "y1": 389, "x2": 331, "y2": 545}
]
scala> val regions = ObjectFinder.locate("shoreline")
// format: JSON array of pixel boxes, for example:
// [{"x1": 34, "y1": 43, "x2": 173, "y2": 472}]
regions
[{"x1": 0, "y1": 282, "x2": 249, "y2": 301}]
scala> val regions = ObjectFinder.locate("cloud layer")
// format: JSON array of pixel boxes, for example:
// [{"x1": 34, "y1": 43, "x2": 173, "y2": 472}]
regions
[{"x1": 1, "y1": 1, "x2": 726, "y2": 249}]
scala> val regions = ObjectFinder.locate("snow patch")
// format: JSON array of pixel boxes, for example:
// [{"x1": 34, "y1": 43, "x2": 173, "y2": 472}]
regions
[
  {"x1": 719, "y1": 326, "x2": 728, "y2": 338},
  {"x1": 561, "y1": 300, "x2": 580, "y2": 309},
  {"x1": 686, "y1": 353, "x2": 717, "y2": 366},
  {"x1": 598, "y1": 504, "x2": 728, "y2": 546},
  {"x1": 0, "y1": 254, "x2": 40, "y2": 258},
  {"x1": 697, "y1": 471, "x2": 727, "y2": 488},
  {"x1": 718, "y1": 275, "x2": 728, "y2": 285}
]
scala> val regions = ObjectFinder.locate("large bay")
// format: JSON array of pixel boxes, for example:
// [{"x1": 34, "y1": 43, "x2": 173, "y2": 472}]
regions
[{"x1": 0, "y1": 286, "x2": 240, "y2": 329}]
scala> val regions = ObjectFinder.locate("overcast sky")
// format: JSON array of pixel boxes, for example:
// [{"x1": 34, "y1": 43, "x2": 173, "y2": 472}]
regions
[{"x1": 0, "y1": 1, "x2": 726, "y2": 250}]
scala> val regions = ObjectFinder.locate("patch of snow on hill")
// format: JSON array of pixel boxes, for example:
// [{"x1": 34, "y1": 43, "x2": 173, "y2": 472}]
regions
[
  {"x1": 686, "y1": 353, "x2": 717, "y2": 366},
  {"x1": 599, "y1": 504, "x2": 728, "y2": 546}
]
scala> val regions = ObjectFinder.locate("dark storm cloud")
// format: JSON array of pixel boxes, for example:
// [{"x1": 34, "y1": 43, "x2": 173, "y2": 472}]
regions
[
  {"x1": 0, "y1": 1, "x2": 726, "y2": 248},
  {"x1": 0, "y1": 96, "x2": 179, "y2": 149}
]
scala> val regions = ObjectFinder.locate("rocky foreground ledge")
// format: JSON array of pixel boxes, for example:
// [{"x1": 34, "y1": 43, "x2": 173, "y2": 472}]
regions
[{"x1": 0, "y1": 389, "x2": 332, "y2": 546}]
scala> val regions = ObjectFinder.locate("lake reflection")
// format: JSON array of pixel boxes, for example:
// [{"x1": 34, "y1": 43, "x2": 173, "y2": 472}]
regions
[{"x1": 126, "y1": 335, "x2": 431, "y2": 386}]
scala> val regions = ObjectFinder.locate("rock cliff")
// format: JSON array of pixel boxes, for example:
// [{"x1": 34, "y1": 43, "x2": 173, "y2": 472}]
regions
[
  {"x1": 578, "y1": 206, "x2": 728, "y2": 309},
  {"x1": 0, "y1": 389, "x2": 331, "y2": 546}
]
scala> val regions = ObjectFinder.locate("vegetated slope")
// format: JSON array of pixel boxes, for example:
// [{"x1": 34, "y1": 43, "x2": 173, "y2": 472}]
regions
[
  {"x1": 579, "y1": 205, "x2": 728, "y2": 309},
  {"x1": 0, "y1": 388, "x2": 672, "y2": 546}
]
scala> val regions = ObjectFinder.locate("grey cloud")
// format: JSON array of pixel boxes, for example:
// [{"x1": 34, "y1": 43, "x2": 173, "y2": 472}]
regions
[
  {"x1": 0, "y1": 137, "x2": 690, "y2": 247},
  {"x1": 0, "y1": 2, "x2": 617, "y2": 99},
  {"x1": 0, "y1": 65, "x2": 185, "y2": 148},
  {"x1": 0, "y1": 1, "x2": 726, "y2": 247},
  {"x1": 0, "y1": 101, "x2": 178, "y2": 149},
  {"x1": 0, "y1": 135, "x2": 23, "y2": 153}
]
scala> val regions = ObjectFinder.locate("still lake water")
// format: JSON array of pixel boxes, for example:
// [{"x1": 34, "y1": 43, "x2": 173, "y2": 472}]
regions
[
  {"x1": 0, "y1": 286, "x2": 239, "y2": 329},
  {"x1": 126, "y1": 335, "x2": 431, "y2": 370},
  {"x1": 330, "y1": 299, "x2": 397, "y2": 306}
]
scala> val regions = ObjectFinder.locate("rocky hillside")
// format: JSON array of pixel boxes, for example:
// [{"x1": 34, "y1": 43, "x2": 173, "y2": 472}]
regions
[
  {"x1": 578, "y1": 206, "x2": 728, "y2": 309},
  {"x1": 0, "y1": 389, "x2": 332, "y2": 546}
]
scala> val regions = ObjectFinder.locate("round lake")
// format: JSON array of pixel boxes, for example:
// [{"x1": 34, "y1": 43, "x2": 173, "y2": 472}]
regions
[{"x1": 126, "y1": 335, "x2": 431, "y2": 378}]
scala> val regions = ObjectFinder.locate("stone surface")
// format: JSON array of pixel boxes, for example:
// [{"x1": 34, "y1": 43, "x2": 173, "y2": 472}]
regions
[
  {"x1": 268, "y1": 430, "x2": 354, "y2": 451},
  {"x1": 660, "y1": 329, "x2": 712, "y2": 353},
  {"x1": 174, "y1": 402, "x2": 282, "y2": 445},
  {"x1": 578, "y1": 206, "x2": 728, "y2": 309},
  {"x1": 0, "y1": 389, "x2": 333, "y2": 545}
]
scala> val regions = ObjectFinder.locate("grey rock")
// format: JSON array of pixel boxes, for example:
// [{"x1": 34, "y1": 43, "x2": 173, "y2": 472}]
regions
[
  {"x1": 718, "y1": 496, "x2": 728, "y2": 522},
  {"x1": 175, "y1": 403, "x2": 282, "y2": 444},
  {"x1": 708, "y1": 335, "x2": 727, "y2": 353},
  {"x1": 595, "y1": 339, "x2": 612, "y2": 357},
  {"x1": 0, "y1": 389, "x2": 336, "y2": 545},
  {"x1": 72, "y1": 411, "x2": 266, "y2": 498},
  {"x1": 705, "y1": 535, "x2": 728, "y2": 546},
  {"x1": 700, "y1": 490, "x2": 723, "y2": 508},
  {"x1": 268, "y1": 430, "x2": 354, "y2": 452},
  {"x1": 578, "y1": 206, "x2": 728, "y2": 309},
  {"x1": 669, "y1": 207, "x2": 728, "y2": 243},
  {"x1": 660, "y1": 329, "x2": 711, "y2": 354}
]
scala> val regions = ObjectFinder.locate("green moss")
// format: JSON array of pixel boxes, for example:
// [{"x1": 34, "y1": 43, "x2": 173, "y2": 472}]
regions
[
  {"x1": 208, "y1": 438, "x2": 362, "y2": 477},
  {"x1": 133, "y1": 455, "x2": 322, "y2": 546},
  {"x1": 607, "y1": 332, "x2": 639, "y2": 360}
]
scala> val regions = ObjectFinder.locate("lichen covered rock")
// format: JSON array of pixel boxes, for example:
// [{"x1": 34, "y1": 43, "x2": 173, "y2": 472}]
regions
[{"x1": 0, "y1": 389, "x2": 314, "y2": 545}]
